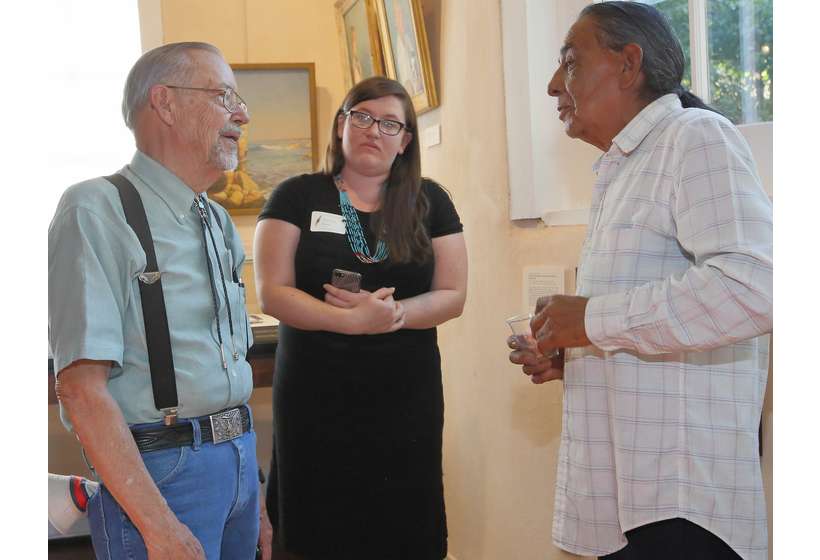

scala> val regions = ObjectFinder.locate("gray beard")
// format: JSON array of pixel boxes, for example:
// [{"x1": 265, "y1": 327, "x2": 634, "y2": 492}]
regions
[{"x1": 211, "y1": 141, "x2": 238, "y2": 170}]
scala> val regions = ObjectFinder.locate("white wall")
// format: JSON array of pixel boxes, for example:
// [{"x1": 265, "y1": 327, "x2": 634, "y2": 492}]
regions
[
  {"x1": 739, "y1": 122, "x2": 774, "y2": 197},
  {"x1": 503, "y1": 0, "x2": 599, "y2": 221}
]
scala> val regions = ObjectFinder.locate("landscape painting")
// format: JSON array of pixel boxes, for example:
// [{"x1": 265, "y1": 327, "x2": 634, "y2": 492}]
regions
[{"x1": 207, "y1": 63, "x2": 318, "y2": 215}]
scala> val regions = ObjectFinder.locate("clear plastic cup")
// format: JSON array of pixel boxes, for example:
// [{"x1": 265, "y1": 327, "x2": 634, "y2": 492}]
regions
[{"x1": 506, "y1": 313, "x2": 558, "y2": 358}]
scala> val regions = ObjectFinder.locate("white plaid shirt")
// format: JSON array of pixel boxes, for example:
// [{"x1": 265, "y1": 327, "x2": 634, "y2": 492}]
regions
[{"x1": 553, "y1": 94, "x2": 772, "y2": 560}]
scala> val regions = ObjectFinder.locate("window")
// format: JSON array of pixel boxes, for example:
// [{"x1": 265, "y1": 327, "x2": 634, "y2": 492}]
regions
[
  {"x1": 638, "y1": 0, "x2": 773, "y2": 124},
  {"x1": 46, "y1": 0, "x2": 142, "y2": 216}
]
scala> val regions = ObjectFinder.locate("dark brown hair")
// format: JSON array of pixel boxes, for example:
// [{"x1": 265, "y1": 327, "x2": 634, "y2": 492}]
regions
[{"x1": 325, "y1": 76, "x2": 431, "y2": 265}]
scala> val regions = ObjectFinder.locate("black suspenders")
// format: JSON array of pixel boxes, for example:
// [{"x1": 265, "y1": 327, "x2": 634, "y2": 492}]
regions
[
  {"x1": 105, "y1": 173, "x2": 180, "y2": 424},
  {"x1": 103, "y1": 174, "x2": 262, "y2": 485},
  {"x1": 104, "y1": 173, "x2": 247, "y2": 425}
]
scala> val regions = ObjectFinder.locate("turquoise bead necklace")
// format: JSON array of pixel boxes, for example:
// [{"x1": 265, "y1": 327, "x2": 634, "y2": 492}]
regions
[{"x1": 334, "y1": 174, "x2": 389, "y2": 263}]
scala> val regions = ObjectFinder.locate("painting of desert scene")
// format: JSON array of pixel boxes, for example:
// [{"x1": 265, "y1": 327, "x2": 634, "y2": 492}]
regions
[{"x1": 208, "y1": 65, "x2": 317, "y2": 214}]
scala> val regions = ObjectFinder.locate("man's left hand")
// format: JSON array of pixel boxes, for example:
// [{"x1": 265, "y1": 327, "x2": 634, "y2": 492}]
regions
[
  {"x1": 531, "y1": 295, "x2": 592, "y2": 355},
  {"x1": 257, "y1": 490, "x2": 273, "y2": 560}
]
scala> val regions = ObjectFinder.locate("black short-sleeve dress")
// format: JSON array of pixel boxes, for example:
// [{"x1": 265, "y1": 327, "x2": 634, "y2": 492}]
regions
[{"x1": 258, "y1": 173, "x2": 463, "y2": 560}]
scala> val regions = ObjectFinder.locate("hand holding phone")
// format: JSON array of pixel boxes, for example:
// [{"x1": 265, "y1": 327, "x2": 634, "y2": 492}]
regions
[
  {"x1": 324, "y1": 272, "x2": 404, "y2": 333},
  {"x1": 331, "y1": 268, "x2": 362, "y2": 293}
]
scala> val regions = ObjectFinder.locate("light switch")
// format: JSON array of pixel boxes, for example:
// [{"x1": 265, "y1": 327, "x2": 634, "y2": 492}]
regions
[{"x1": 422, "y1": 124, "x2": 441, "y2": 147}]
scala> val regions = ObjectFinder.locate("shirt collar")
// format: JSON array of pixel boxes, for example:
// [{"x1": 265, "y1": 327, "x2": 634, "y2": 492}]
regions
[
  {"x1": 611, "y1": 93, "x2": 682, "y2": 156},
  {"x1": 127, "y1": 151, "x2": 201, "y2": 222},
  {"x1": 590, "y1": 94, "x2": 681, "y2": 174}
]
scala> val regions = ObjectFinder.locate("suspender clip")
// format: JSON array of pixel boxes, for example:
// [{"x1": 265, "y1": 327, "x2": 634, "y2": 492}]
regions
[{"x1": 162, "y1": 407, "x2": 179, "y2": 426}]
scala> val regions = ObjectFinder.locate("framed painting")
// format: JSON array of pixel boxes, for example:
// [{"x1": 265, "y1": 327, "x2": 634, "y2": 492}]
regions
[
  {"x1": 207, "y1": 63, "x2": 318, "y2": 215},
  {"x1": 374, "y1": 0, "x2": 438, "y2": 114},
  {"x1": 335, "y1": 0, "x2": 385, "y2": 88}
]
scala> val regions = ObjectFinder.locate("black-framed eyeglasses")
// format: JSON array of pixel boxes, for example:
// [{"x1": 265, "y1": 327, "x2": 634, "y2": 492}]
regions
[
  {"x1": 344, "y1": 109, "x2": 407, "y2": 136},
  {"x1": 164, "y1": 85, "x2": 248, "y2": 114}
]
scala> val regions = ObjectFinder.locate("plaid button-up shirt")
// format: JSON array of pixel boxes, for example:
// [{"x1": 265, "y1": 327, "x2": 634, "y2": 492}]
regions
[{"x1": 553, "y1": 94, "x2": 772, "y2": 560}]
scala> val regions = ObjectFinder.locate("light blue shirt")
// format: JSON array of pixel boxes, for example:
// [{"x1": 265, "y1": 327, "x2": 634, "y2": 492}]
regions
[{"x1": 49, "y1": 151, "x2": 253, "y2": 427}]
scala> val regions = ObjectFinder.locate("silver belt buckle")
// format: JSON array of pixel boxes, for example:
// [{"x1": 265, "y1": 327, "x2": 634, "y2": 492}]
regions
[{"x1": 209, "y1": 408, "x2": 243, "y2": 444}]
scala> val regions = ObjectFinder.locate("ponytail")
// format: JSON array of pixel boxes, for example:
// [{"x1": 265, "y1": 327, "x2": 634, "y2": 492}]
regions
[{"x1": 674, "y1": 85, "x2": 723, "y2": 115}]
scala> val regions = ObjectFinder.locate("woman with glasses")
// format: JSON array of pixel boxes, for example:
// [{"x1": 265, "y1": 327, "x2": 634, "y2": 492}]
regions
[{"x1": 253, "y1": 76, "x2": 467, "y2": 559}]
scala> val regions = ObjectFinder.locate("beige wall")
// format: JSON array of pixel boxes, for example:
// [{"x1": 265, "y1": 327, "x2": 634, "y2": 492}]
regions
[
  {"x1": 135, "y1": 2, "x2": 772, "y2": 559},
  {"x1": 152, "y1": 3, "x2": 588, "y2": 558},
  {"x1": 420, "y1": 1, "x2": 587, "y2": 557}
]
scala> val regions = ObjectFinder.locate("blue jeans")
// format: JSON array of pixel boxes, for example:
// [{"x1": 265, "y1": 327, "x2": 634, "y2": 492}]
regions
[{"x1": 87, "y1": 407, "x2": 260, "y2": 559}]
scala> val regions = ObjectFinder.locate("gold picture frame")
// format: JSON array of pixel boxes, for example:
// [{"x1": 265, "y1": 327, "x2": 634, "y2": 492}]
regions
[
  {"x1": 207, "y1": 63, "x2": 318, "y2": 216},
  {"x1": 374, "y1": 0, "x2": 438, "y2": 114},
  {"x1": 335, "y1": 0, "x2": 385, "y2": 89}
]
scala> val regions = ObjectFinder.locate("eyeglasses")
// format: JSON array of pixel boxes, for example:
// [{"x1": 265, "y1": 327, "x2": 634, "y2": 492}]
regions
[
  {"x1": 164, "y1": 85, "x2": 248, "y2": 114},
  {"x1": 344, "y1": 110, "x2": 407, "y2": 136}
]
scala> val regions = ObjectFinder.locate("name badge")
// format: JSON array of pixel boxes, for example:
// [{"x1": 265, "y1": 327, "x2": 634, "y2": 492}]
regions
[{"x1": 310, "y1": 211, "x2": 346, "y2": 234}]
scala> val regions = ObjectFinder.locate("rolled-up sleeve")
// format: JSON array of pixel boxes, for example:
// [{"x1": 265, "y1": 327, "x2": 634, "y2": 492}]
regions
[
  {"x1": 49, "y1": 203, "x2": 137, "y2": 374},
  {"x1": 586, "y1": 116, "x2": 773, "y2": 354}
]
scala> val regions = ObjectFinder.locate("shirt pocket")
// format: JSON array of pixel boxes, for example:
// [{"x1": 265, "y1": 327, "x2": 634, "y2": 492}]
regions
[
  {"x1": 236, "y1": 281, "x2": 252, "y2": 351},
  {"x1": 208, "y1": 278, "x2": 251, "y2": 357},
  {"x1": 582, "y1": 224, "x2": 679, "y2": 297},
  {"x1": 227, "y1": 279, "x2": 251, "y2": 356},
  {"x1": 597, "y1": 166, "x2": 676, "y2": 232}
]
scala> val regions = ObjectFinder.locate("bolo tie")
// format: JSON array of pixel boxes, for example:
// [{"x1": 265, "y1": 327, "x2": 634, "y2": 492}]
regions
[{"x1": 193, "y1": 194, "x2": 238, "y2": 370}]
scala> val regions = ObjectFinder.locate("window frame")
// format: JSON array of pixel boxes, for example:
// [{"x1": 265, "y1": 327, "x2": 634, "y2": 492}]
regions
[{"x1": 687, "y1": 0, "x2": 712, "y2": 103}]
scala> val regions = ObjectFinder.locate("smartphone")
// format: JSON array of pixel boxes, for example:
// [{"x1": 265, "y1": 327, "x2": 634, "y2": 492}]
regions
[{"x1": 331, "y1": 268, "x2": 362, "y2": 293}]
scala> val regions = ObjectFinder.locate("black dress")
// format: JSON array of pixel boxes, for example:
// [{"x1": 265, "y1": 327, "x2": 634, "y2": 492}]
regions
[{"x1": 259, "y1": 173, "x2": 463, "y2": 560}]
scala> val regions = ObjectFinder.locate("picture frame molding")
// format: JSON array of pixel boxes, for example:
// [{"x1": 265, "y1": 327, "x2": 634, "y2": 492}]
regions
[
  {"x1": 374, "y1": 0, "x2": 438, "y2": 114},
  {"x1": 334, "y1": 0, "x2": 385, "y2": 89}
]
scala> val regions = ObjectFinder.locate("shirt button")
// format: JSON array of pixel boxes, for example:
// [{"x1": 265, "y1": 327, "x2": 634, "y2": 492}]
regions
[{"x1": 179, "y1": 214, "x2": 185, "y2": 220}]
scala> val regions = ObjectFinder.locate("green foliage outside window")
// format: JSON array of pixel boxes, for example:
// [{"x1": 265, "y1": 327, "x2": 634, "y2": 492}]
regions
[
  {"x1": 646, "y1": 0, "x2": 773, "y2": 124},
  {"x1": 707, "y1": 0, "x2": 773, "y2": 123}
]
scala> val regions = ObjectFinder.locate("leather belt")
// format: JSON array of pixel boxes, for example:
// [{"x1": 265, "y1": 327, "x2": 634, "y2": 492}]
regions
[{"x1": 131, "y1": 406, "x2": 251, "y2": 453}]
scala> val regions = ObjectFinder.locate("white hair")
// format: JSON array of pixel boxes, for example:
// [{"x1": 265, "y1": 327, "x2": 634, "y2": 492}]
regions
[{"x1": 121, "y1": 42, "x2": 222, "y2": 130}]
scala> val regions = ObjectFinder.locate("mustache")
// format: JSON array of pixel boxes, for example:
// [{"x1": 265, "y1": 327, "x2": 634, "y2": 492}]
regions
[{"x1": 220, "y1": 124, "x2": 243, "y2": 137}]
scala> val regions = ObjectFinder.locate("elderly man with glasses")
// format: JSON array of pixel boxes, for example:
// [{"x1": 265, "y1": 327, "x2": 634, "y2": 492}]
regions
[
  {"x1": 49, "y1": 42, "x2": 272, "y2": 560},
  {"x1": 509, "y1": 3, "x2": 772, "y2": 560}
]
